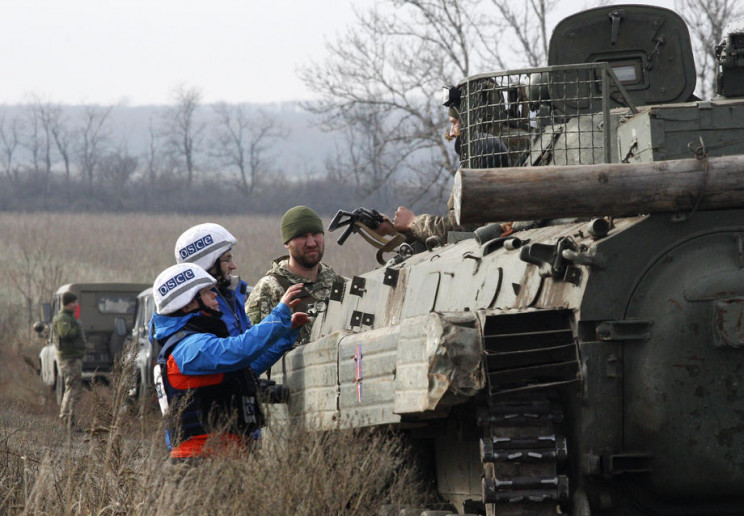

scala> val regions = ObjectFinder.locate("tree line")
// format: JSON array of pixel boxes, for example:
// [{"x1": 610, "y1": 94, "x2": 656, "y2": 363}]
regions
[
  {"x1": 0, "y1": 0, "x2": 736, "y2": 217},
  {"x1": 0, "y1": 86, "x2": 441, "y2": 216}
]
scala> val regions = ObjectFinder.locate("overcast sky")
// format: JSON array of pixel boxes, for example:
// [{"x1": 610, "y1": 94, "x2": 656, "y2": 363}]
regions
[{"x1": 0, "y1": 0, "x2": 675, "y2": 107}]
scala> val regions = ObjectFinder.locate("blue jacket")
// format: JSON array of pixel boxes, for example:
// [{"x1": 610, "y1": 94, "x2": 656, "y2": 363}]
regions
[
  {"x1": 216, "y1": 278, "x2": 251, "y2": 336},
  {"x1": 151, "y1": 301, "x2": 297, "y2": 376}
]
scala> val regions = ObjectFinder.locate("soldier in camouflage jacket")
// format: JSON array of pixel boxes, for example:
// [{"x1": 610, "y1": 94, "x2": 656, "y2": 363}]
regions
[
  {"x1": 246, "y1": 257, "x2": 340, "y2": 344},
  {"x1": 246, "y1": 206, "x2": 344, "y2": 344},
  {"x1": 53, "y1": 291, "x2": 87, "y2": 430}
]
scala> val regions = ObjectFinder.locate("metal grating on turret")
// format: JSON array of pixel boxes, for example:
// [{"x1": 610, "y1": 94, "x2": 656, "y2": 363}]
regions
[{"x1": 457, "y1": 63, "x2": 636, "y2": 168}]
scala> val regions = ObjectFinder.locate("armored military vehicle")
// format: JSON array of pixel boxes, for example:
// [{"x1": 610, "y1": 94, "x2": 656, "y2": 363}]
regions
[
  {"x1": 269, "y1": 5, "x2": 744, "y2": 515},
  {"x1": 35, "y1": 282, "x2": 150, "y2": 404}
]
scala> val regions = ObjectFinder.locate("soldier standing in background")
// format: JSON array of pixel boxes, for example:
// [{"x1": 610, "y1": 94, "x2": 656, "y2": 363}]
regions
[
  {"x1": 53, "y1": 292, "x2": 86, "y2": 431},
  {"x1": 246, "y1": 206, "x2": 343, "y2": 344}
]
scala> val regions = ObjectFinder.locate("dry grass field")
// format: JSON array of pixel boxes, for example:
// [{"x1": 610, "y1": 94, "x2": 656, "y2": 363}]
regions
[
  {"x1": 0, "y1": 211, "x2": 436, "y2": 515},
  {"x1": 0, "y1": 211, "x2": 379, "y2": 295}
]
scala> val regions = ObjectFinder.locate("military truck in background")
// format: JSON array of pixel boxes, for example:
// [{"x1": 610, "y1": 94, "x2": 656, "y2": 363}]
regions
[
  {"x1": 269, "y1": 5, "x2": 744, "y2": 516},
  {"x1": 34, "y1": 282, "x2": 149, "y2": 404}
]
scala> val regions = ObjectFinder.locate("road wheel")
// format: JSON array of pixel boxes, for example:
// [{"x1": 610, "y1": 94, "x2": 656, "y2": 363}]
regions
[{"x1": 55, "y1": 363, "x2": 65, "y2": 405}]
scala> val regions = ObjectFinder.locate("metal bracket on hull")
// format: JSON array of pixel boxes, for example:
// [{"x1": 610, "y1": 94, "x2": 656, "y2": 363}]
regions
[{"x1": 595, "y1": 320, "x2": 653, "y2": 341}]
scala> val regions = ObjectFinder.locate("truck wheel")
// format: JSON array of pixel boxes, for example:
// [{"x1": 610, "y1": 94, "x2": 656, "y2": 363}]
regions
[{"x1": 55, "y1": 364, "x2": 65, "y2": 405}]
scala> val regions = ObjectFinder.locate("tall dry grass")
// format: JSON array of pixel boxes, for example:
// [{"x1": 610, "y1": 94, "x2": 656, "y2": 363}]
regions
[
  {"x1": 0, "y1": 358, "x2": 435, "y2": 515},
  {"x1": 0, "y1": 211, "x2": 435, "y2": 515}
]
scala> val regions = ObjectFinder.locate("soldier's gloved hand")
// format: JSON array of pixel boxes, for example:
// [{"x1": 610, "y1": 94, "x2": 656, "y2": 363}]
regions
[{"x1": 281, "y1": 283, "x2": 305, "y2": 310}]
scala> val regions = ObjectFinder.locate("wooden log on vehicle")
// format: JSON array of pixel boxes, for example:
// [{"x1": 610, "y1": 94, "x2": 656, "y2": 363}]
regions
[{"x1": 453, "y1": 155, "x2": 744, "y2": 224}]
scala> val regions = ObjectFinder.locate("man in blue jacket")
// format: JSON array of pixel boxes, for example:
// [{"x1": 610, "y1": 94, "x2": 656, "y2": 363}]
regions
[
  {"x1": 175, "y1": 223, "x2": 251, "y2": 336},
  {"x1": 151, "y1": 262, "x2": 308, "y2": 459}
]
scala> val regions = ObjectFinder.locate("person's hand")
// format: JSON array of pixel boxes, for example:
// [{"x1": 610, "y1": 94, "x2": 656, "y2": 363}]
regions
[
  {"x1": 280, "y1": 283, "x2": 304, "y2": 310},
  {"x1": 291, "y1": 312, "x2": 310, "y2": 329},
  {"x1": 374, "y1": 219, "x2": 395, "y2": 236},
  {"x1": 393, "y1": 206, "x2": 415, "y2": 233},
  {"x1": 500, "y1": 221, "x2": 514, "y2": 237}
]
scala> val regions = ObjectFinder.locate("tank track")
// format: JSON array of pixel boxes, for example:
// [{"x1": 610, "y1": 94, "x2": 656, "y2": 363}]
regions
[{"x1": 478, "y1": 396, "x2": 569, "y2": 516}]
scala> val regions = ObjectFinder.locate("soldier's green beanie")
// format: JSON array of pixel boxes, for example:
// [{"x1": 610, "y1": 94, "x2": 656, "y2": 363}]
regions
[
  {"x1": 448, "y1": 105, "x2": 460, "y2": 120},
  {"x1": 62, "y1": 292, "x2": 77, "y2": 306},
  {"x1": 281, "y1": 206, "x2": 324, "y2": 244}
]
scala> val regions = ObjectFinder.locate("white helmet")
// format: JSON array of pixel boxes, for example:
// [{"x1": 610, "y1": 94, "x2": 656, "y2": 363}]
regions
[
  {"x1": 174, "y1": 223, "x2": 237, "y2": 271},
  {"x1": 153, "y1": 263, "x2": 216, "y2": 315}
]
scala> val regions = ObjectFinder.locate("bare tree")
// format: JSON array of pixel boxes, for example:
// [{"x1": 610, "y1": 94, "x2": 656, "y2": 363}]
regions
[
  {"x1": 144, "y1": 115, "x2": 160, "y2": 189},
  {"x1": 676, "y1": 0, "x2": 743, "y2": 99},
  {"x1": 1, "y1": 217, "x2": 67, "y2": 327},
  {"x1": 212, "y1": 103, "x2": 287, "y2": 196},
  {"x1": 78, "y1": 105, "x2": 114, "y2": 187},
  {"x1": 28, "y1": 97, "x2": 61, "y2": 185},
  {"x1": 301, "y1": 2, "x2": 474, "y2": 205},
  {"x1": 324, "y1": 106, "x2": 428, "y2": 207},
  {"x1": 50, "y1": 112, "x2": 74, "y2": 187},
  {"x1": 300, "y1": 0, "x2": 565, "y2": 207},
  {"x1": 22, "y1": 103, "x2": 43, "y2": 177},
  {"x1": 100, "y1": 145, "x2": 138, "y2": 192},
  {"x1": 0, "y1": 111, "x2": 23, "y2": 185},
  {"x1": 485, "y1": 0, "x2": 558, "y2": 67},
  {"x1": 164, "y1": 85, "x2": 203, "y2": 188}
]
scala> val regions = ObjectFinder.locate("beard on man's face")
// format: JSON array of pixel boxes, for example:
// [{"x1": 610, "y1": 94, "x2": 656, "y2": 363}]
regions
[{"x1": 289, "y1": 241, "x2": 324, "y2": 268}]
